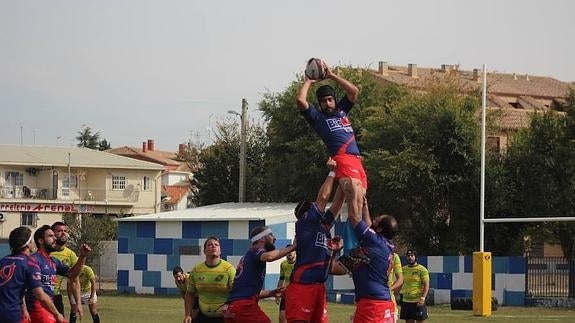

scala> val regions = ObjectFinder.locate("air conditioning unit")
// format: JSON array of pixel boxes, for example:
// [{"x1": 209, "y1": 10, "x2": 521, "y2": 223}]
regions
[{"x1": 26, "y1": 168, "x2": 39, "y2": 176}]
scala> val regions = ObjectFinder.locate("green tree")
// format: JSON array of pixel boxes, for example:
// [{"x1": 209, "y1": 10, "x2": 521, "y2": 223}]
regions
[
  {"x1": 98, "y1": 138, "x2": 112, "y2": 151},
  {"x1": 193, "y1": 120, "x2": 268, "y2": 205},
  {"x1": 63, "y1": 214, "x2": 117, "y2": 265},
  {"x1": 504, "y1": 107, "x2": 575, "y2": 258},
  {"x1": 76, "y1": 125, "x2": 111, "y2": 151},
  {"x1": 361, "y1": 87, "x2": 481, "y2": 255}
]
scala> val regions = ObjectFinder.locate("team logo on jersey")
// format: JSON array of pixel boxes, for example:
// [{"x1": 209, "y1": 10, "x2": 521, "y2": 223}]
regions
[
  {"x1": 314, "y1": 232, "x2": 328, "y2": 249},
  {"x1": 215, "y1": 274, "x2": 224, "y2": 281},
  {"x1": 41, "y1": 274, "x2": 58, "y2": 290},
  {"x1": 198, "y1": 275, "x2": 206, "y2": 281},
  {"x1": 0, "y1": 263, "x2": 17, "y2": 286},
  {"x1": 326, "y1": 117, "x2": 353, "y2": 133}
]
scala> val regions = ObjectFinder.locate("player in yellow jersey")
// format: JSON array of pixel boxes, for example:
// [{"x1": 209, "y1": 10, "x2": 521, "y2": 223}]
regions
[
  {"x1": 400, "y1": 250, "x2": 429, "y2": 323},
  {"x1": 70, "y1": 265, "x2": 100, "y2": 323},
  {"x1": 174, "y1": 266, "x2": 198, "y2": 320},
  {"x1": 184, "y1": 236, "x2": 236, "y2": 323},
  {"x1": 275, "y1": 245, "x2": 296, "y2": 323},
  {"x1": 388, "y1": 252, "x2": 404, "y2": 323},
  {"x1": 50, "y1": 221, "x2": 82, "y2": 321}
]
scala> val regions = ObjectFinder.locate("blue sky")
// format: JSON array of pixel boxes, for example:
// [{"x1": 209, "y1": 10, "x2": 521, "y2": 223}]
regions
[{"x1": 1, "y1": 0, "x2": 573, "y2": 150}]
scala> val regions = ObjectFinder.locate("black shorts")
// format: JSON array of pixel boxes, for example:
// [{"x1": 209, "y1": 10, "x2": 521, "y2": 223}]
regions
[
  {"x1": 53, "y1": 294, "x2": 65, "y2": 315},
  {"x1": 399, "y1": 301, "x2": 428, "y2": 320},
  {"x1": 279, "y1": 297, "x2": 286, "y2": 311},
  {"x1": 192, "y1": 311, "x2": 224, "y2": 323}
]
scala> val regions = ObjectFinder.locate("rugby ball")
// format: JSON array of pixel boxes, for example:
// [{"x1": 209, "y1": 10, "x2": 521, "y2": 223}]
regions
[{"x1": 305, "y1": 58, "x2": 326, "y2": 80}]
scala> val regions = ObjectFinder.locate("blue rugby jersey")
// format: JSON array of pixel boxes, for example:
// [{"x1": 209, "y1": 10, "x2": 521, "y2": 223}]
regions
[
  {"x1": 301, "y1": 96, "x2": 360, "y2": 156},
  {"x1": 291, "y1": 204, "x2": 335, "y2": 284},
  {"x1": 351, "y1": 220, "x2": 394, "y2": 300},
  {"x1": 226, "y1": 247, "x2": 266, "y2": 302},
  {"x1": 26, "y1": 250, "x2": 69, "y2": 312},
  {"x1": 0, "y1": 253, "x2": 42, "y2": 322}
]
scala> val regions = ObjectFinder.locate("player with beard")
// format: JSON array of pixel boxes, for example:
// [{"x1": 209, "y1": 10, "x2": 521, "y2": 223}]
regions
[
  {"x1": 224, "y1": 226, "x2": 296, "y2": 323},
  {"x1": 0, "y1": 227, "x2": 65, "y2": 323},
  {"x1": 400, "y1": 250, "x2": 429, "y2": 323},
  {"x1": 296, "y1": 60, "x2": 367, "y2": 269},
  {"x1": 26, "y1": 225, "x2": 91, "y2": 323},
  {"x1": 50, "y1": 221, "x2": 83, "y2": 321}
]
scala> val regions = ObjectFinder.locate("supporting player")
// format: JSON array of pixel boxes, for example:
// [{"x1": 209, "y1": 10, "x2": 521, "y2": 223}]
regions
[
  {"x1": 348, "y1": 195, "x2": 398, "y2": 323},
  {"x1": 285, "y1": 157, "x2": 346, "y2": 323}
]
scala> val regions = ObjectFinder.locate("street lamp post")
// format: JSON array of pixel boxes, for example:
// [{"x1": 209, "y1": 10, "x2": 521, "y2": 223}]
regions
[{"x1": 228, "y1": 98, "x2": 248, "y2": 202}]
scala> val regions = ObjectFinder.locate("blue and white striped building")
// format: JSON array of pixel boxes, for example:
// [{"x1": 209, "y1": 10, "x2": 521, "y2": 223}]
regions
[{"x1": 116, "y1": 203, "x2": 526, "y2": 305}]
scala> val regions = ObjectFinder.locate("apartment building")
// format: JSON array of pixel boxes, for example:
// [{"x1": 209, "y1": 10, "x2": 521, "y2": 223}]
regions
[
  {"x1": 0, "y1": 145, "x2": 163, "y2": 239},
  {"x1": 108, "y1": 139, "x2": 196, "y2": 211},
  {"x1": 372, "y1": 62, "x2": 572, "y2": 151}
]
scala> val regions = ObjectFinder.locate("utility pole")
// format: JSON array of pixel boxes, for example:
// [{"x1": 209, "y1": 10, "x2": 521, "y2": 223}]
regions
[
  {"x1": 228, "y1": 98, "x2": 248, "y2": 203},
  {"x1": 239, "y1": 98, "x2": 248, "y2": 203}
]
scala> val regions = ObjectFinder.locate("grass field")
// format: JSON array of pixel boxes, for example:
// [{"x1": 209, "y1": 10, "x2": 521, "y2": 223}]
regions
[{"x1": 86, "y1": 295, "x2": 575, "y2": 323}]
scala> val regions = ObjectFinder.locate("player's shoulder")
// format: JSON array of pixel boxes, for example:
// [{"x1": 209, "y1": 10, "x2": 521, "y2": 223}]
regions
[
  {"x1": 219, "y1": 259, "x2": 234, "y2": 269},
  {"x1": 191, "y1": 261, "x2": 206, "y2": 272},
  {"x1": 84, "y1": 265, "x2": 95, "y2": 275}
]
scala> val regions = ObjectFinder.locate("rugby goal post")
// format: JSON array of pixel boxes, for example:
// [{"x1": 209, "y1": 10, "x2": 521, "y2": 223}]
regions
[{"x1": 476, "y1": 64, "x2": 575, "y2": 316}]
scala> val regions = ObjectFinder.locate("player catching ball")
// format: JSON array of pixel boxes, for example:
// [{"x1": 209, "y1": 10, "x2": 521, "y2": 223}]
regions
[{"x1": 296, "y1": 58, "x2": 367, "y2": 267}]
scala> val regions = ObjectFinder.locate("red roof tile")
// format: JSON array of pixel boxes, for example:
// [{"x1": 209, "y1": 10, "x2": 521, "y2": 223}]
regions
[{"x1": 162, "y1": 185, "x2": 190, "y2": 205}]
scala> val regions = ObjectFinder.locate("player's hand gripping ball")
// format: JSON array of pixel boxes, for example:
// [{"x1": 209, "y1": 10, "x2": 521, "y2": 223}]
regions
[{"x1": 305, "y1": 57, "x2": 326, "y2": 80}]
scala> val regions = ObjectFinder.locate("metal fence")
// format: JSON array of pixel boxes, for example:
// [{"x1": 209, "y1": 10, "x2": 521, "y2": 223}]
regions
[{"x1": 527, "y1": 257, "x2": 574, "y2": 298}]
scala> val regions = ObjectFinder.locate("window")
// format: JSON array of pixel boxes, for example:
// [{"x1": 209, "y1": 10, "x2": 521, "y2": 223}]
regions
[
  {"x1": 112, "y1": 176, "x2": 126, "y2": 190},
  {"x1": 143, "y1": 176, "x2": 151, "y2": 191},
  {"x1": 487, "y1": 136, "x2": 501, "y2": 153},
  {"x1": 5, "y1": 171, "x2": 24, "y2": 186},
  {"x1": 21, "y1": 212, "x2": 37, "y2": 227},
  {"x1": 179, "y1": 245, "x2": 200, "y2": 255},
  {"x1": 62, "y1": 175, "x2": 78, "y2": 189}
]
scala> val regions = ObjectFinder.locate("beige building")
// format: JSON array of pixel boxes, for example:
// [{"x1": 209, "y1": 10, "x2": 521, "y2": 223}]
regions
[
  {"x1": 108, "y1": 139, "x2": 196, "y2": 211},
  {"x1": 0, "y1": 145, "x2": 163, "y2": 239},
  {"x1": 372, "y1": 62, "x2": 572, "y2": 152}
]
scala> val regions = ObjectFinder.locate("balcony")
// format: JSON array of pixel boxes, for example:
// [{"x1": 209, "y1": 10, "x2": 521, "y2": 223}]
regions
[{"x1": 0, "y1": 185, "x2": 140, "y2": 204}]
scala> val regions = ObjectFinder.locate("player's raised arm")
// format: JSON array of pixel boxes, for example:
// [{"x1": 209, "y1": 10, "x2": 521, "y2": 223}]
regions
[
  {"x1": 296, "y1": 77, "x2": 315, "y2": 111},
  {"x1": 315, "y1": 158, "x2": 337, "y2": 212},
  {"x1": 260, "y1": 243, "x2": 296, "y2": 263},
  {"x1": 325, "y1": 64, "x2": 359, "y2": 104},
  {"x1": 361, "y1": 197, "x2": 372, "y2": 227}
]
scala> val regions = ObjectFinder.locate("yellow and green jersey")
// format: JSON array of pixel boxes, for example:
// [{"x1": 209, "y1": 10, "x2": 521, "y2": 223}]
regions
[
  {"x1": 187, "y1": 259, "x2": 235, "y2": 317},
  {"x1": 79, "y1": 265, "x2": 95, "y2": 293},
  {"x1": 50, "y1": 246, "x2": 78, "y2": 295},
  {"x1": 175, "y1": 273, "x2": 190, "y2": 294},
  {"x1": 388, "y1": 253, "x2": 402, "y2": 306},
  {"x1": 401, "y1": 263, "x2": 429, "y2": 303},
  {"x1": 279, "y1": 259, "x2": 295, "y2": 287}
]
